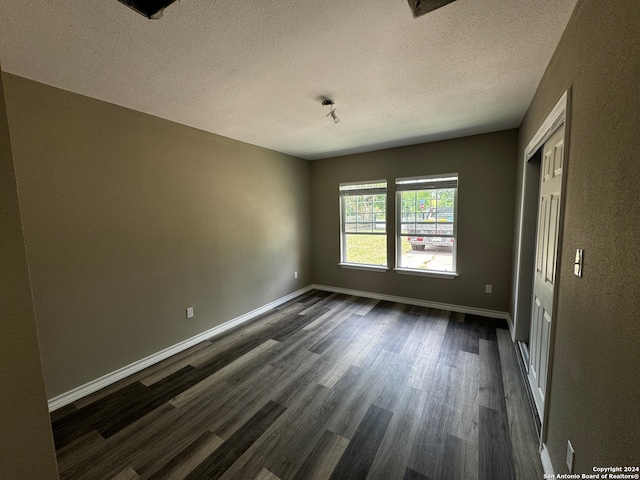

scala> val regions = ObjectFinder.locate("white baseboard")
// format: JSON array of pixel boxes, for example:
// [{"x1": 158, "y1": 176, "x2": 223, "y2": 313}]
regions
[
  {"x1": 540, "y1": 443, "x2": 555, "y2": 475},
  {"x1": 49, "y1": 284, "x2": 510, "y2": 411},
  {"x1": 48, "y1": 285, "x2": 314, "y2": 412},
  {"x1": 505, "y1": 312, "x2": 515, "y2": 339},
  {"x1": 311, "y1": 284, "x2": 511, "y2": 321}
]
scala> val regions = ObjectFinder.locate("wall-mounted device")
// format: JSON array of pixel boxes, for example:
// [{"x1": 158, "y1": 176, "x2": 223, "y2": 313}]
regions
[{"x1": 574, "y1": 249, "x2": 584, "y2": 277}]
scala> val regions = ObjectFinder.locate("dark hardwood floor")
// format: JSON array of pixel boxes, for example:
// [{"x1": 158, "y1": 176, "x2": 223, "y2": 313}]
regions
[{"x1": 51, "y1": 290, "x2": 543, "y2": 480}]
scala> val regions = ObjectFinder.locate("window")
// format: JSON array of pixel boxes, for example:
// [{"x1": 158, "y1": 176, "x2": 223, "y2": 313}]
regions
[
  {"x1": 339, "y1": 181, "x2": 387, "y2": 269},
  {"x1": 396, "y1": 174, "x2": 458, "y2": 275}
]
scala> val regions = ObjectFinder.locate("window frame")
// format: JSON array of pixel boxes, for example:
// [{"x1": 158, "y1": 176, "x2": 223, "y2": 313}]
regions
[
  {"x1": 395, "y1": 173, "x2": 459, "y2": 278},
  {"x1": 339, "y1": 180, "x2": 389, "y2": 271}
]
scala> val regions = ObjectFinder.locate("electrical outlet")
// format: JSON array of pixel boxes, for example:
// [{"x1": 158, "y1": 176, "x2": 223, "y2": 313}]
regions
[
  {"x1": 294, "y1": 271, "x2": 298, "y2": 279},
  {"x1": 186, "y1": 306, "x2": 194, "y2": 319},
  {"x1": 566, "y1": 440, "x2": 575, "y2": 473},
  {"x1": 485, "y1": 284, "x2": 493, "y2": 294}
]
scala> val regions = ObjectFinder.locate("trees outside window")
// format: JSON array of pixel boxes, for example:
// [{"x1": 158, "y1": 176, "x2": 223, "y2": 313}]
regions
[
  {"x1": 339, "y1": 181, "x2": 387, "y2": 267},
  {"x1": 396, "y1": 174, "x2": 458, "y2": 274}
]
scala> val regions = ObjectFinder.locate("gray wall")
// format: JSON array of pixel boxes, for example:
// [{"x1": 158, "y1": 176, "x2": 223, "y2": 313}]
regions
[
  {"x1": 311, "y1": 130, "x2": 518, "y2": 313},
  {"x1": 0, "y1": 67, "x2": 59, "y2": 479},
  {"x1": 3, "y1": 73, "x2": 312, "y2": 399},
  {"x1": 513, "y1": 0, "x2": 640, "y2": 472},
  {"x1": 6, "y1": 0, "x2": 639, "y2": 472}
]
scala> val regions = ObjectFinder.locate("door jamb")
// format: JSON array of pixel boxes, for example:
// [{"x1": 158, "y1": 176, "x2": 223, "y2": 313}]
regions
[{"x1": 513, "y1": 89, "x2": 572, "y2": 451}]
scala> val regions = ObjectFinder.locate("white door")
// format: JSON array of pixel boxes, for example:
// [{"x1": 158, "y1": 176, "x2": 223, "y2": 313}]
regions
[{"x1": 528, "y1": 124, "x2": 564, "y2": 420}]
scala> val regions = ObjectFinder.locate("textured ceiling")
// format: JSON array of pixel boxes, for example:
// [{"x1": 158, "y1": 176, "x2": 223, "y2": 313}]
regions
[{"x1": 0, "y1": 0, "x2": 578, "y2": 160}]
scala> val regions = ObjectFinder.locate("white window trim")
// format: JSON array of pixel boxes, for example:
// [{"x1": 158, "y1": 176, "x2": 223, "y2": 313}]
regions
[
  {"x1": 339, "y1": 180, "x2": 388, "y2": 268},
  {"x1": 395, "y1": 173, "x2": 459, "y2": 275},
  {"x1": 394, "y1": 267, "x2": 458, "y2": 279},
  {"x1": 339, "y1": 263, "x2": 389, "y2": 273}
]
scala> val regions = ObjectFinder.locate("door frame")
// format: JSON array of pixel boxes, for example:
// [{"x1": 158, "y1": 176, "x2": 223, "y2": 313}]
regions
[{"x1": 512, "y1": 89, "x2": 572, "y2": 447}]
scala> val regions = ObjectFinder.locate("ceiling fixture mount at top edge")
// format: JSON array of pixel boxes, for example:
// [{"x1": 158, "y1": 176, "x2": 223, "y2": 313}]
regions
[
  {"x1": 407, "y1": 0, "x2": 458, "y2": 18},
  {"x1": 117, "y1": 0, "x2": 179, "y2": 19}
]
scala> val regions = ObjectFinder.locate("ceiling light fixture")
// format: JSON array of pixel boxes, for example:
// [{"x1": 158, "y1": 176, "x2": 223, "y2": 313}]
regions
[
  {"x1": 117, "y1": 0, "x2": 178, "y2": 19},
  {"x1": 407, "y1": 0, "x2": 458, "y2": 18},
  {"x1": 322, "y1": 99, "x2": 340, "y2": 124}
]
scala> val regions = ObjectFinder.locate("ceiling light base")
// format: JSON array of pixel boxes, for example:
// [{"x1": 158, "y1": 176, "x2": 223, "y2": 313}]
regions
[
  {"x1": 117, "y1": 0, "x2": 178, "y2": 19},
  {"x1": 408, "y1": 0, "x2": 458, "y2": 18}
]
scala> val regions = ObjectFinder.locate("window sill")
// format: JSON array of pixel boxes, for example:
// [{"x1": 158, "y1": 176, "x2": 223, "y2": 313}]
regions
[
  {"x1": 394, "y1": 268, "x2": 458, "y2": 279},
  {"x1": 339, "y1": 263, "x2": 389, "y2": 273}
]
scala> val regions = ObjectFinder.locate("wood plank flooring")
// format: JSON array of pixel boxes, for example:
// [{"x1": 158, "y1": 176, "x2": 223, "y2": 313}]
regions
[{"x1": 51, "y1": 290, "x2": 543, "y2": 480}]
